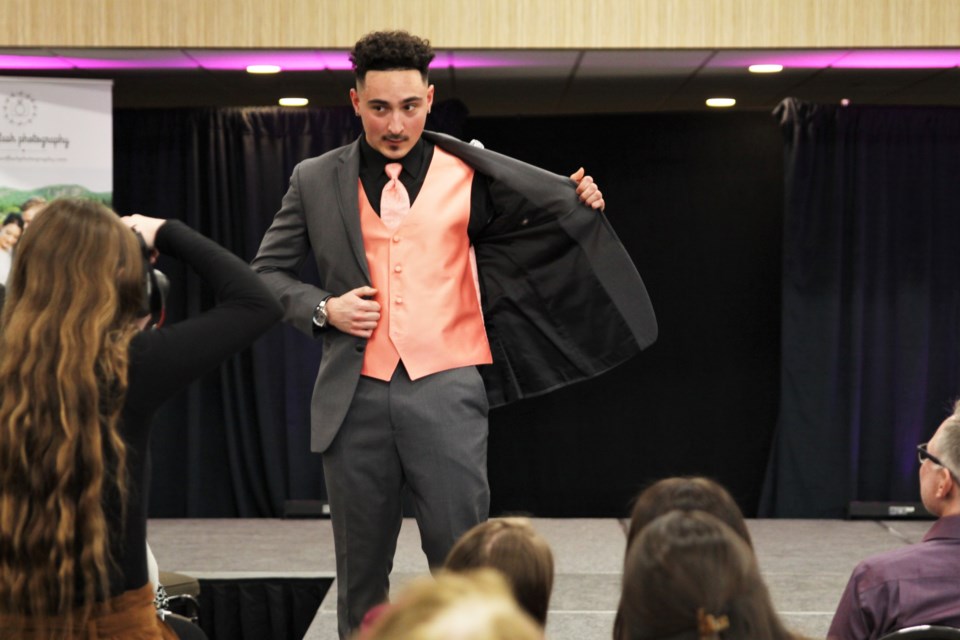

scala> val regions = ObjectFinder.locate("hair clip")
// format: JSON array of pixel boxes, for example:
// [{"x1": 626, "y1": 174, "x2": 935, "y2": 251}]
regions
[{"x1": 696, "y1": 608, "x2": 730, "y2": 639}]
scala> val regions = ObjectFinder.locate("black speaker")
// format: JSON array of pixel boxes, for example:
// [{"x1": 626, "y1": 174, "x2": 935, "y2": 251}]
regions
[{"x1": 847, "y1": 501, "x2": 934, "y2": 519}]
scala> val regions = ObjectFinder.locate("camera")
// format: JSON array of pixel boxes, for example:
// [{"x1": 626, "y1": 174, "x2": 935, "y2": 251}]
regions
[{"x1": 134, "y1": 231, "x2": 169, "y2": 328}]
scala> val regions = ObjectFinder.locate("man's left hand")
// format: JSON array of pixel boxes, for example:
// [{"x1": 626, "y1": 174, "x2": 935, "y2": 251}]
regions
[{"x1": 570, "y1": 167, "x2": 605, "y2": 212}]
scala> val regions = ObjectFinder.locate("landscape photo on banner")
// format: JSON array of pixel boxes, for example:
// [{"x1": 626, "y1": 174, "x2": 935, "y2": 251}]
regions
[{"x1": 0, "y1": 76, "x2": 113, "y2": 216}]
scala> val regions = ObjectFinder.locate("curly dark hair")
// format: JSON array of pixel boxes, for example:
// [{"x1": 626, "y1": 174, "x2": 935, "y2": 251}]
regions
[{"x1": 350, "y1": 30, "x2": 435, "y2": 83}]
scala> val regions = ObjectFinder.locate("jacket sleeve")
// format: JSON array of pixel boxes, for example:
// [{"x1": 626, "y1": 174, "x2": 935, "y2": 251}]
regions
[
  {"x1": 127, "y1": 220, "x2": 284, "y2": 411},
  {"x1": 251, "y1": 161, "x2": 333, "y2": 338}
]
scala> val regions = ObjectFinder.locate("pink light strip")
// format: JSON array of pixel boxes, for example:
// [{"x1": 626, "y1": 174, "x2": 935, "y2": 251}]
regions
[{"x1": 1, "y1": 49, "x2": 959, "y2": 72}]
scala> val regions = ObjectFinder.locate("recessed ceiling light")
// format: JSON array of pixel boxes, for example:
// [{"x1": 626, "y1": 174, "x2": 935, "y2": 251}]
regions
[
  {"x1": 748, "y1": 64, "x2": 783, "y2": 73},
  {"x1": 841, "y1": 98, "x2": 851, "y2": 106},
  {"x1": 705, "y1": 98, "x2": 736, "y2": 108},
  {"x1": 247, "y1": 64, "x2": 281, "y2": 74},
  {"x1": 279, "y1": 97, "x2": 309, "y2": 107}
]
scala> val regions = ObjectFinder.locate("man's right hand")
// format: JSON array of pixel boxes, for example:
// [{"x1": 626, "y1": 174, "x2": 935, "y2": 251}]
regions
[{"x1": 326, "y1": 286, "x2": 381, "y2": 338}]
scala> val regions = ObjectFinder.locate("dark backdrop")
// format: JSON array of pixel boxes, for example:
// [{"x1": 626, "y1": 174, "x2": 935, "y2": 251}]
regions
[
  {"x1": 113, "y1": 106, "x2": 784, "y2": 519},
  {"x1": 761, "y1": 99, "x2": 960, "y2": 517},
  {"x1": 464, "y1": 114, "x2": 783, "y2": 516},
  {"x1": 114, "y1": 107, "x2": 360, "y2": 517}
]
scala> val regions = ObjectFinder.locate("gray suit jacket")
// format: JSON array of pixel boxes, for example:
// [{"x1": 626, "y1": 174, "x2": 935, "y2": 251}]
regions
[{"x1": 253, "y1": 131, "x2": 657, "y2": 452}]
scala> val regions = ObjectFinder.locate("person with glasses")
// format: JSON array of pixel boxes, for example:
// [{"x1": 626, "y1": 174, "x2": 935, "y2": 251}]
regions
[{"x1": 828, "y1": 401, "x2": 960, "y2": 640}]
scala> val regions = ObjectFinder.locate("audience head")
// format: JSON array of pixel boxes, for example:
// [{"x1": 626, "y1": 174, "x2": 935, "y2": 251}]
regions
[
  {"x1": 445, "y1": 517, "x2": 554, "y2": 626},
  {"x1": 364, "y1": 569, "x2": 543, "y2": 640},
  {"x1": 919, "y1": 401, "x2": 960, "y2": 516},
  {"x1": 0, "y1": 197, "x2": 144, "y2": 623},
  {"x1": 626, "y1": 476, "x2": 752, "y2": 549},
  {"x1": 19, "y1": 196, "x2": 47, "y2": 228},
  {"x1": 0, "y1": 213, "x2": 23, "y2": 251},
  {"x1": 616, "y1": 510, "x2": 795, "y2": 640}
]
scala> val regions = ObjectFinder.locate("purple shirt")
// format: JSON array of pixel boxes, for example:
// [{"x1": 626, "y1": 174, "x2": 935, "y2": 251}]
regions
[{"x1": 828, "y1": 515, "x2": 960, "y2": 640}]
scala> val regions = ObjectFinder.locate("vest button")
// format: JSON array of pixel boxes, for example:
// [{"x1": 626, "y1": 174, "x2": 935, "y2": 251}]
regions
[
  {"x1": 394, "y1": 265, "x2": 402, "y2": 273},
  {"x1": 355, "y1": 343, "x2": 365, "y2": 352}
]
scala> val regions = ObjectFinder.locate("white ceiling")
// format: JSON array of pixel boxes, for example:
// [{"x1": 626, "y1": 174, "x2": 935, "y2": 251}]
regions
[{"x1": 1, "y1": 48, "x2": 958, "y2": 114}]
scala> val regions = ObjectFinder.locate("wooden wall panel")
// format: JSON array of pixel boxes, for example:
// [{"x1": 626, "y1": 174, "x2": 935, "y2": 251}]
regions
[{"x1": 3, "y1": 0, "x2": 959, "y2": 49}]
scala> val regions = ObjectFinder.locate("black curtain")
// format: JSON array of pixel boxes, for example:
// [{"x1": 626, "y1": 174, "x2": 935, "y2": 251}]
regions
[
  {"x1": 114, "y1": 107, "x2": 355, "y2": 517},
  {"x1": 760, "y1": 99, "x2": 960, "y2": 517},
  {"x1": 113, "y1": 100, "x2": 960, "y2": 520},
  {"x1": 116, "y1": 107, "x2": 786, "y2": 518},
  {"x1": 463, "y1": 113, "x2": 783, "y2": 517},
  {"x1": 197, "y1": 577, "x2": 332, "y2": 640}
]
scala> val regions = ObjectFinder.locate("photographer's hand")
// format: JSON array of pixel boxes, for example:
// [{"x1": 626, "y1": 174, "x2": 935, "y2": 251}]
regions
[{"x1": 121, "y1": 214, "x2": 167, "y2": 251}]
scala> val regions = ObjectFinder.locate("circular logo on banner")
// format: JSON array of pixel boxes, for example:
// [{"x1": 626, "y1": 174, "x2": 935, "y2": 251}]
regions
[{"x1": 3, "y1": 91, "x2": 39, "y2": 126}]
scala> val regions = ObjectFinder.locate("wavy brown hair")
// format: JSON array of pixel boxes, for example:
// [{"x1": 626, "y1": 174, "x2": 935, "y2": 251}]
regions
[{"x1": 0, "y1": 198, "x2": 144, "y2": 630}]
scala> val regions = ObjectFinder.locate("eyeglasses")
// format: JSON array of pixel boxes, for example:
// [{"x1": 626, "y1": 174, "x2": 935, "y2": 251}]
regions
[{"x1": 917, "y1": 442, "x2": 959, "y2": 481}]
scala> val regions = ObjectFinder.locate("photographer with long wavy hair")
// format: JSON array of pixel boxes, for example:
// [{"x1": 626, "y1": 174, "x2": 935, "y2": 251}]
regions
[{"x1": 0, "y1": 198, "x2": 282, "y2": 639}]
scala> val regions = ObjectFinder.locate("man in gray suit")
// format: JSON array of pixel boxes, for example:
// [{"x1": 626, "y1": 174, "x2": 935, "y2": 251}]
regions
[{"x1": 253, "y1": 30, "x2": 657, "y2": 638}]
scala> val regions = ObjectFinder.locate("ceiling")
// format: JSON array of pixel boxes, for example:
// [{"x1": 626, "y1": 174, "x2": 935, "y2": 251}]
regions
[{"x1": 1, "y1": 48, "x2": 959, "y2": 115}]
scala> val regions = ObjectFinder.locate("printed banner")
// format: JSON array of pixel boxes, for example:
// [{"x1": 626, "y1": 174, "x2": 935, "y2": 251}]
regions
[{"x1": 0, "y1": 76, "x2": 113, "y2": 218}]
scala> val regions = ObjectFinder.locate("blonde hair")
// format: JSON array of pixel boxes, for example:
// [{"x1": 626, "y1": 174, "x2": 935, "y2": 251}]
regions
[
  {"x1": 365, "y1": 569, "x2": 543, "y2": 640},
  {"x1": 0, "y1": 198, "x2": 144, "y2": 633}
]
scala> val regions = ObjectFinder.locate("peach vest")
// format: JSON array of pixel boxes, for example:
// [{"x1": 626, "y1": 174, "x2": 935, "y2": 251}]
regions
[{"x1": 358, "y1": 147, "x2": 493, "y2": 381}]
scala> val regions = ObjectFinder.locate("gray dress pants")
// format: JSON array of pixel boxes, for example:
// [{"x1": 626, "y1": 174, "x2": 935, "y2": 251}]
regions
[{"x1": 321, "y1": 363, "x2": 490, "y2": 639}]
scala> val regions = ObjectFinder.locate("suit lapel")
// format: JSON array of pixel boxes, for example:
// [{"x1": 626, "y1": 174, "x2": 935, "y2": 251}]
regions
[{"x1": 335, "y1": 140, "x2": 371, "y2": 282}]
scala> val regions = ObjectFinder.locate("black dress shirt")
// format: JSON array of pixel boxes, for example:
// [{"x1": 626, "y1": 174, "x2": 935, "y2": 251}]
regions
[{"x1": 358, "y1": 136, "x2": 494, "y2": 240}]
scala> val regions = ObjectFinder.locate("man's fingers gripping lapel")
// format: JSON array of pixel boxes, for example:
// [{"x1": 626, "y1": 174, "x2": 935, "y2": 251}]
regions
[{"x1": 325, "y1": 286, "x2": 381, "y2": 338}]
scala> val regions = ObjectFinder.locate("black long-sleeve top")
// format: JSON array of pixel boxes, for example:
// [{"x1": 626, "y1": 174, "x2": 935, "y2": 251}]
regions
[{"x1": 107, "y1": 220, "x2": 282, "y2": 595}]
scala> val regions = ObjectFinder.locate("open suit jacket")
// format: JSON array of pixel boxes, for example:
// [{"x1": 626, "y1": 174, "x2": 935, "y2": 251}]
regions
[{"x1": 252, "y1": 130, "x2": 658, "y2": 453}]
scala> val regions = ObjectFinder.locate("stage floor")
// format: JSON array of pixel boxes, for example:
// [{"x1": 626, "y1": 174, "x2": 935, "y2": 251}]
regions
[{"x1": 148, "y1": 517, "x2": 934, "y2": 640}]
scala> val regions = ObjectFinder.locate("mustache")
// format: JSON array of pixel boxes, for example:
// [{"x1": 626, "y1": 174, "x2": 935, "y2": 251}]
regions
[{"x1": 382, "y1": 135, "x2": 408, "y2": 143}]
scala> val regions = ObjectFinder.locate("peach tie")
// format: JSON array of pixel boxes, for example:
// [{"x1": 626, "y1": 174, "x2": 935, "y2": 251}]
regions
[{"x1": 381, "y1": 162, "x2": 411, "y2": 230}]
